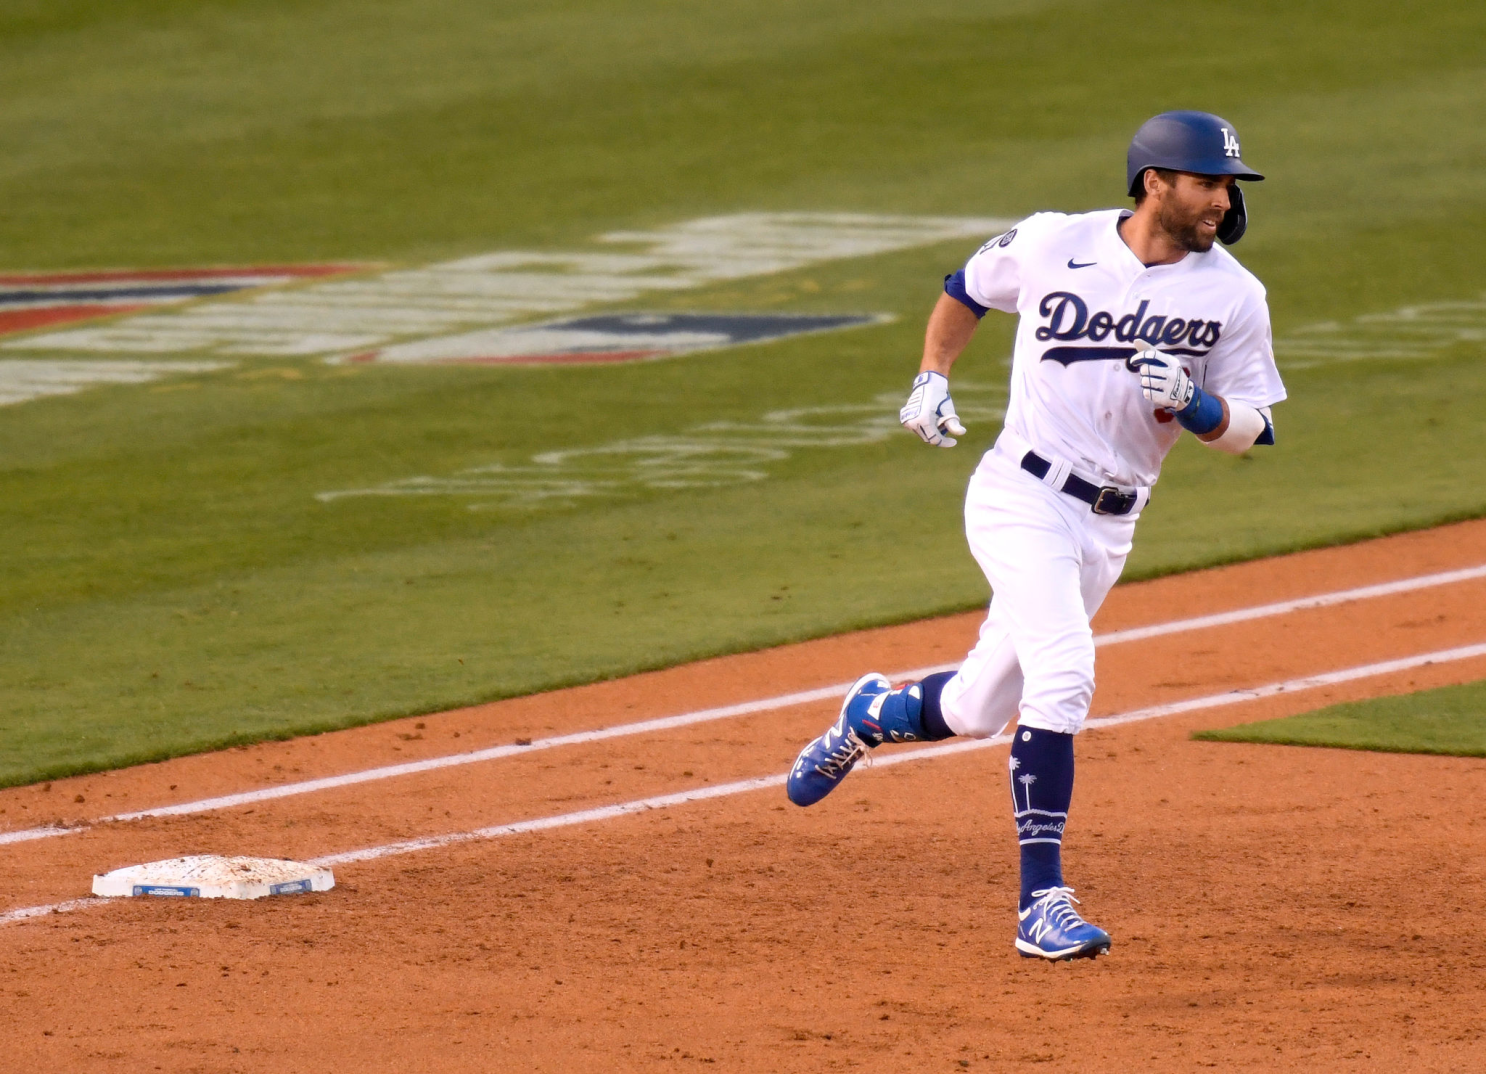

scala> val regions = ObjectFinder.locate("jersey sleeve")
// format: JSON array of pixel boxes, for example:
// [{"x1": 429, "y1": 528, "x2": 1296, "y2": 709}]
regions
[
  {"x1": 1199, "y1": 285, "x2": 1287, "y2": 411},
  {"x1": 960, "y1": 215, "x2": 1042, "y2": 314}
]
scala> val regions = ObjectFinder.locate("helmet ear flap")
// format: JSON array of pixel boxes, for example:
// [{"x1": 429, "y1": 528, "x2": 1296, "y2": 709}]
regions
[{"x1": 1217, "y1": 183, "x2": 1247, "y2": 245}]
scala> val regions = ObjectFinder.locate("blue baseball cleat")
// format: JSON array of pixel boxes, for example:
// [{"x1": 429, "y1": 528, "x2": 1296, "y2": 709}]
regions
[
  {"x1": 786, "y1": 673, "x2": 891, "y2": 807},
  {"x1": 1016, "y1": 887, "x2": 1112, "y2": 961}
]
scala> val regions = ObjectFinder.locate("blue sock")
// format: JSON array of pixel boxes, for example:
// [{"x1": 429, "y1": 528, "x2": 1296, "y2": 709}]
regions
[
  {"x1": 1009, "y1": 726, "x2": 1074, "y2": 909},
  {"x1": 861, "y1": 671, "x2": 958, "y2": 745}
]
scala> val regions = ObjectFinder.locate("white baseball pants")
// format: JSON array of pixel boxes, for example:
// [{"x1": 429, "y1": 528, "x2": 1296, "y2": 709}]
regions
[{"x1": 939, "y1": 442, "x2": 1142, "y2": 737}]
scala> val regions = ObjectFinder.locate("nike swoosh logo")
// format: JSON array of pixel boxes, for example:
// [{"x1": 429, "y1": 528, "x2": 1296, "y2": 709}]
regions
[{"x1": 1067, "y1": 259, "x2": 1097, "y2": 269}]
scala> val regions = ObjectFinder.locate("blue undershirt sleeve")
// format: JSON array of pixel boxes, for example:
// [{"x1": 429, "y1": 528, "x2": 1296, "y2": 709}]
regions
[{"x1": 943, "y1": 270, "x2": 989, "y2": 319}]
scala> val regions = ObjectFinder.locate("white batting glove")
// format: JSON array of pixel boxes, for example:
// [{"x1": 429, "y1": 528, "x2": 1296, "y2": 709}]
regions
[
  {"x1": 899, "y1": 371, "x2": 967, "y2": 448},
  {"x1": 1128, "y1": 348, "x2": 1195, "y2": 412}
]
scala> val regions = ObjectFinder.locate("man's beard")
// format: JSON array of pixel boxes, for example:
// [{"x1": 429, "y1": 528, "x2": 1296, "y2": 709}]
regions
[{"x1": 1157, "y1": 200, "x2": 1216, "y2": 253}]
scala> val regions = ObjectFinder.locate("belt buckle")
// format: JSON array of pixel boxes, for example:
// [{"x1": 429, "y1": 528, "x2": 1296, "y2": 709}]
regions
[{"x1": 1092, "y1": 486, "x2": 1132, "y2": 515}]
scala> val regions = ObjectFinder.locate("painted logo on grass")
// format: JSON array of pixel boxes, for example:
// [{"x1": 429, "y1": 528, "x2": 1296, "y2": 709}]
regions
[
  {"x1": 0, "y1": 359, "x2": 228, "y2": 408},
  {"x1": 341, "y1": 311, "x2": 892, "y2": 365},
  {"x1": 0, "y1": 265, "x2": 365, "y2": 341},
  {"x1": 4, "y1": 225, "x2": 1481, "y2": 377},
  {"x1": 317, "y1": 382, "x2": 1009, "y2": 510},
  {"x1": 1275, "y1": 294, "x2": 1486, "y2": 369},
  {"x1": 4, "y1": 215, "x2": 1009, "y2": 359}
]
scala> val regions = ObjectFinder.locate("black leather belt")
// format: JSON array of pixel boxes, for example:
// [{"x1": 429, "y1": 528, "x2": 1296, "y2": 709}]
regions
[{"x1": 1020, "y1": 451, "x2": 1138, "y2": 516}]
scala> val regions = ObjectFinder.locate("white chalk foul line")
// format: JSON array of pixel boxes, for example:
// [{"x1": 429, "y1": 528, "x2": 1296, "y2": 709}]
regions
[
  {"x1": 5, "y1": 639, "x2": 1486, "y2": 926},
  {"x1": 1084, "y1": 640, "x2": 1486, "y2": 728},
  {"x1": 0, "y1": 897, "x2": 106, "y2": 925},
  {"x1": 0, "y1": 561, "x2": 1483, "y2": 851},
  {"x1": 0, "y1": 684, "x2": 857, "y2": 848},
  {"x1": 1092, "y1": 562, "x2": 1486, "y2": 647},
  {"x1": 0, "y1": 825, "x2": 74, "y2": 847},
  {"x1": 308, "y1": 639, "x2": 1486, "y2": 868},
  {"x1": 307, "y1": 733, "x2": 1017, "y2": 869}
]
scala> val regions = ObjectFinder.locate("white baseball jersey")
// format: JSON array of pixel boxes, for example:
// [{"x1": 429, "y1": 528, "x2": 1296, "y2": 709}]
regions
[{"x1": 962, "y1": 208, "x2": 1286, "y2": 487}]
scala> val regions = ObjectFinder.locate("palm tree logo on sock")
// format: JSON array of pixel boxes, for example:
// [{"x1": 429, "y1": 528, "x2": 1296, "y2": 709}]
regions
[{"x1": 1018, "y1": 772, "x2": 1037, "y2": 812}]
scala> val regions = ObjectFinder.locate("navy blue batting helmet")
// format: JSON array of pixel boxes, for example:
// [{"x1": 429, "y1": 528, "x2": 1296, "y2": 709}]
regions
[{"x1": 1126, "y1": 111, "x2": 1264, "y2": 244}]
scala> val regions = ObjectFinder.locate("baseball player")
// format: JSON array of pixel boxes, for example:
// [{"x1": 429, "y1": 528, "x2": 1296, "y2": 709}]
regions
[{"x1": 786, "y1": 112, "x2": 1285, "y2": 961}]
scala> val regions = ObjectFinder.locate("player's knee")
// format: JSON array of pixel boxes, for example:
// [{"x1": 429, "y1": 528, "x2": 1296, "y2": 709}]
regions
[
  {"x1": 939, "y1": 662, "x2": 1022, "y2": 739},
  {"x1": 1018, "y1": 654, "x2": 1095, "y2": 734},
  {"x1": 945, "y1": 709, "x2": 1005, "y2": 739},
  {"x1": 939, "y1": 688, "x2": 1010, "y2": 739}
]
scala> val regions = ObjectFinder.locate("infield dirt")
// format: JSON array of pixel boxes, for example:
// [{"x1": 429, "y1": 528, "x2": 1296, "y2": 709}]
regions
[{"x1": 2, "y1": 521, "x2": 1485, "y2": 1072}]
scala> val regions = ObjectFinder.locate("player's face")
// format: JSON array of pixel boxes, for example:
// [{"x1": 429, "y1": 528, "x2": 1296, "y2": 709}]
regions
[{"x1": 1154, "y1": 173, "x2": 1232, "y2": 253}]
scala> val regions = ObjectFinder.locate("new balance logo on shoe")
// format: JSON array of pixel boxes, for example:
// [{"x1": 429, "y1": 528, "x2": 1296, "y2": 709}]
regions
[{"x1": 1015, "y1": 886, "x2": 1111, "y2": 961}]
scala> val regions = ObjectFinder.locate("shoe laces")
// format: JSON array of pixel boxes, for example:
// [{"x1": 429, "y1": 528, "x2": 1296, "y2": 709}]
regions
[
  {"x1": 1028, "y1": 886, "x2": 1086, "y2": 929},
  {"x1": 813, "y1": 727, "x2": 866, "y2": 778}
]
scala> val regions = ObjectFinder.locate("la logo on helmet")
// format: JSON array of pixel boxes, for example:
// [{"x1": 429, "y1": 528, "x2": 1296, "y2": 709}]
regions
[{"x1": 1221, "y1": 127, "x2": 1241, "y2": 158}]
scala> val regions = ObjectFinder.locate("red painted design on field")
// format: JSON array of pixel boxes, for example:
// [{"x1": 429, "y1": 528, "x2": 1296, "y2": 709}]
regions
[
  {"x1": 0, "y1": 305, "x2": 151, "y2": 335},
  {"x1": 0, "y1": 263, "x2": 369, "y2": 340},
  {"x1": 0, "y1": 264, "x2": 362, "y2": 287},
  {"x1": 448, "y1": 350, "x2": 669, "y2": 366},
  {"x1": 344, "y1": 349, "x2": 669, "y2": 366}
]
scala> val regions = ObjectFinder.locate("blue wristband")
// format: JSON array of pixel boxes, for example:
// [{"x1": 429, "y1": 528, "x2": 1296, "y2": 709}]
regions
[
  {"x1": 1175, "y1": 386, "x2": 1225, "y2": 435},
  {"x1": 943, "y1": 270, "x2": 988, "y2": 319}
]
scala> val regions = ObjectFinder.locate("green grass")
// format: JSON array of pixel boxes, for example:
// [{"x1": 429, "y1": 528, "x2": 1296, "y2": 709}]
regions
[
  {"x1": 0, "y1": 0, "x2": 1484, "y2": 786},
  {"x1": 1194, "y1": 681, "x2": 1486, "y2": 757}
]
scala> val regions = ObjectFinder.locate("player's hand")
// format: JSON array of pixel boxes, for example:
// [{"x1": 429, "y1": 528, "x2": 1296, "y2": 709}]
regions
[
  {"x1": 899, "y1": 371, "x2": 967, "y2": 447},
  {"x1": 1127, "y1": 348, "x2": 1196, "y2": 412}
]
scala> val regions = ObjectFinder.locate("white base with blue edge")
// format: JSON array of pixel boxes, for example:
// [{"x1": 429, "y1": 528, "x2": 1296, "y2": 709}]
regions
[{"x1": 92, "y1": 856, "x2": 334, "y2": 900}]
